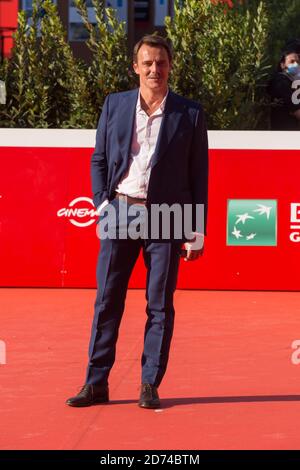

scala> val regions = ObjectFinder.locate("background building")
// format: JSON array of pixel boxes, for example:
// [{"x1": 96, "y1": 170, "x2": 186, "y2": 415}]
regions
[
  {"x1": 0, "y1": 0, "x2": 18, "y2": 61},
  {"x1": 0, "y1": 0, "x2": 175, "y2": 62}
]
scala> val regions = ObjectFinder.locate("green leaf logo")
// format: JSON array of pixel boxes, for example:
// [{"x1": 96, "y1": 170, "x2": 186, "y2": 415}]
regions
[{"x1": 227, "y1": 199, "x2": 277, "y2": 246}]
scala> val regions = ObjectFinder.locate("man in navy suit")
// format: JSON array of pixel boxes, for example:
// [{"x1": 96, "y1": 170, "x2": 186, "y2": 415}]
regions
[{"x1": 66, "y1": 35, "x2": 208, "y2": 409}]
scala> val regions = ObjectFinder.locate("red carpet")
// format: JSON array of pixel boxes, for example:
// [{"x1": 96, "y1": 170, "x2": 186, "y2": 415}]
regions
[{"x1": 0, "y1": 288, "x2": 300, "y2": 450}]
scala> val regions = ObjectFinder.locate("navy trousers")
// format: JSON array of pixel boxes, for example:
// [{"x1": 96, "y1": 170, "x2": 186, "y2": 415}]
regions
[{"x1": 85, "y1": 198, "x2": 182, "y2": 387}]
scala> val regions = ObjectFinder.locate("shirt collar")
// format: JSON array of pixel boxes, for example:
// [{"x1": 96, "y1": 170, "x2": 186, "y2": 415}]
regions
[{"x1": 136, "y1": 88, "x2": 169, "y2": 115}]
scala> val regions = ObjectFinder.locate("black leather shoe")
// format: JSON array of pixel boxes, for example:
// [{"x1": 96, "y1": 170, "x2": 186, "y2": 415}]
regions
[
  {"x1": 66, "y1": 384, "x2": 109, "y2": 407},
  {"x1": 138, "y1": 383, "x2": 160, "y2": 409}
]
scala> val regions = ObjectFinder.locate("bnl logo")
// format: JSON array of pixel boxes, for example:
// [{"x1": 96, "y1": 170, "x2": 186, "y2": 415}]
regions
[
  {"x1": 227, "y1": 199, "x2": 277, "y2": 246},
  {"x1": 0, "y1": 340, "x2": 6, "y2": 365}
]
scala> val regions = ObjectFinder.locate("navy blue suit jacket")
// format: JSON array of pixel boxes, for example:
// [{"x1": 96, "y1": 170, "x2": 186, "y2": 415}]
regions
[{"x1": 91, "y1": 88, "x2": 208, "y2": 236}]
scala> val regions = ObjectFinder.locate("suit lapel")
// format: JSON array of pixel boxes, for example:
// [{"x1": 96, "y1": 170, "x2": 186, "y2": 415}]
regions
[
  {"x1": 151, "y1": 91, "x2": 186, "y2": 169},
  {"x1": 117, "y1": 89, "x2": 186, "y2": 170},
  {"x1": 117, "y1": 89, "x2": 138, "y2": 167}
]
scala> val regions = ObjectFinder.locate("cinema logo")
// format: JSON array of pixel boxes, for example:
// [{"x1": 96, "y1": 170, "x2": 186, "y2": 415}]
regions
[
  {"x1": 57, "y1": 197, "x2": 98, "y2": 227},
  {"x1": 289, "y1": 203, "x2": 300, "y2": 242}
]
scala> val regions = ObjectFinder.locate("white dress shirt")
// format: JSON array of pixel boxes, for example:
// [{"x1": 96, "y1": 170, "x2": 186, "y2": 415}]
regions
[{"x1": 115, "y1": 90, "x2": 168, "y2": 198}]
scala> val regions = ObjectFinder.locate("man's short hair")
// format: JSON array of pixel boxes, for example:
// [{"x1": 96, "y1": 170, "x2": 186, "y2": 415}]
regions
[{"x1": 133, "y1": 34, "x2": 173, "y2": 64}]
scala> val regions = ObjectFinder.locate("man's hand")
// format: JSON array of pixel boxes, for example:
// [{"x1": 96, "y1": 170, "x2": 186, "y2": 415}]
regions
[
  {"x1": 181, "y1": 245, "x2": 204, "y2": 261},
  {"x1": 181, "y1": 232, "x2": 205, "y2": 261}
]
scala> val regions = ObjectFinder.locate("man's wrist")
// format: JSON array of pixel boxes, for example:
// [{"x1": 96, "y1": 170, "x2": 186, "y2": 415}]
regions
[
  {"x1": 97, "y1": 198, "x2": 109, "y2": 214},
  {"x1": 184, "y1": 232, "x2": 204, "y2": 251}
]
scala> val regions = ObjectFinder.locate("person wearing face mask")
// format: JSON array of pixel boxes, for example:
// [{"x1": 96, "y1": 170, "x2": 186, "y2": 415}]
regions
[{"x1": 268, "y1": 49, "x2": 300, "y2": 130}]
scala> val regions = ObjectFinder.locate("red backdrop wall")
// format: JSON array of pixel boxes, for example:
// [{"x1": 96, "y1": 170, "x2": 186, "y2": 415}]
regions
[{"x1": 0, "y1": 130, "x2": 299, "y2": 290}]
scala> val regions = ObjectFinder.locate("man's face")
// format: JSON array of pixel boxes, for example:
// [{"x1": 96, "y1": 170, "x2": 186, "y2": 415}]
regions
[{"x1": 133, "y1": 44, "x2": 171, "y2": 92}]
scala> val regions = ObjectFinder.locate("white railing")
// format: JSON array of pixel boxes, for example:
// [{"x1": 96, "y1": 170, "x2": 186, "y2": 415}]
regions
[{"x1": 0, "y1": 129, "x2": 299, "y2": 150}]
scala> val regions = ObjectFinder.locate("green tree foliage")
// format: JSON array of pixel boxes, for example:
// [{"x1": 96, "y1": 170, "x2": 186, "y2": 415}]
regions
[
  {"x1": 0, "y1": 11, "x2": 31, "y2": 127},
  {"x1": 240, "y1": 0, "x2": 300, "y2": 65},
  {"x1": 165, "y1": 0, "x2": 271, "y2": 129},
  {"x1": 1, "y1": 0, "x2": 299, "y2": 129},
  {"x1": 0, "y1": 0, "x2": 94, "y2": 127},
  {"x1": 266, "y1": 0, "x2": 300, "y2": 66},
  {"x1": 73, "y1": 0, "x2": 133, "y2": 123},
  {"x1": 0, "y1": 0, "x2": 131, "y2": 128}
]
